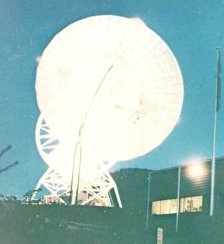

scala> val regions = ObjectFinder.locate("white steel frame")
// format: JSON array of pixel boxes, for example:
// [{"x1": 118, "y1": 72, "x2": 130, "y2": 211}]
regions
[{"x1": 33, "y1": 114, "x2": 122, "y2": 207}]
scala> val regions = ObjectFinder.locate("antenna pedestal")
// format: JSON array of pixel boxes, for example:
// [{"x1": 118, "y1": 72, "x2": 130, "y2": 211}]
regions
[{"x1": 32, "y1": 165, "x2": 122, "y2": 207}]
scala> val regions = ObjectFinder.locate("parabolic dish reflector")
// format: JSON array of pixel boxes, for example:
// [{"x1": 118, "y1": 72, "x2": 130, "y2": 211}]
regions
[{"x1": 36, "y1": 15, "x2": 184, "y2": 162}]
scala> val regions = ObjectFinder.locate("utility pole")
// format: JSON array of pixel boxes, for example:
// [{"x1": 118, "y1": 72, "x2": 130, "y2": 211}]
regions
[
  {"x1": 146, "y1": 171, "x2": 151, "y2": 231},
  {"x1": 210, "y1": 48, "x2": 221, "y2": 216}
]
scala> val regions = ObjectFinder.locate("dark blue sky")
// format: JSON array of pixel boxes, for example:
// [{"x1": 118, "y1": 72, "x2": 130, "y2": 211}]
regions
[{"x1": 0, "y1": 0, "x2": 224, "y2": 197}]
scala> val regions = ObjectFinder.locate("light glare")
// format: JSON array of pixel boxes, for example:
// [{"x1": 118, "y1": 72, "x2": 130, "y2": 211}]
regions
[{"x1": 185, "y1": 158, "x2": 208, "y2": 181}]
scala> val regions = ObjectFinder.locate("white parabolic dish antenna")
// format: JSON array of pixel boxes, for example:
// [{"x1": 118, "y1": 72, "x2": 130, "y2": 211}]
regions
[{"x1": 36, "y1": 15, "x2": 184, "y2": 165}]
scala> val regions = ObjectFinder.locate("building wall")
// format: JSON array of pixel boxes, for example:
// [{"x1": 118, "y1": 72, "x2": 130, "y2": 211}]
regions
[{"x1": 148, "y1": 157, "x2": 224, "y2": 243}]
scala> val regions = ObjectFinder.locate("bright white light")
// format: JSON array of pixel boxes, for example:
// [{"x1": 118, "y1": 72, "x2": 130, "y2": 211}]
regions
[{"x1": 185, "y1": 158, "x2": 208, "y2": 181}]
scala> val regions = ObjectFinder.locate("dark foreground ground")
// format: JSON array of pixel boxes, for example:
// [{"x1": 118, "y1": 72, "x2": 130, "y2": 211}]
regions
[
  {"x1": 0, "y1": 204, "x2": 149, "y2": 244},
  {"x1": 1, "y1": 203, "x2": 224, "y2": 244}
]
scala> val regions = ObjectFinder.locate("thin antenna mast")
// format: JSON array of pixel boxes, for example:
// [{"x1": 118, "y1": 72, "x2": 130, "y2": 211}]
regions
[{"x1": 70, "y1": 65, "x2": 114, "y2": 205}]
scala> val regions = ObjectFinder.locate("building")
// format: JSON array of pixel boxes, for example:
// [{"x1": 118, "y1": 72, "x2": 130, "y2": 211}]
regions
[
  {"x1": 42, "y1": 195, "x2": 61, "y2": 205},
  {"x1": 148, "y1": 157, "x2": 224, "y2": 243}
]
